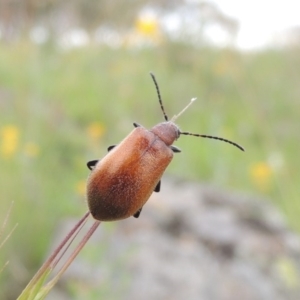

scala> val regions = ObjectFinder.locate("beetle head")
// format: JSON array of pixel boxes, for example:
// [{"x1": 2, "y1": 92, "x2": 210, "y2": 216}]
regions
[{"x1": 151, "y1": 121, "x2": 180, "y2": 146}]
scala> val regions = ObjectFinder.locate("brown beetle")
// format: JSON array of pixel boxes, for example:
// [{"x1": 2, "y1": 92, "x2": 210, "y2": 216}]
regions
[{"x1": 86, "y1": 73, "x2": 244, "y2": 221}]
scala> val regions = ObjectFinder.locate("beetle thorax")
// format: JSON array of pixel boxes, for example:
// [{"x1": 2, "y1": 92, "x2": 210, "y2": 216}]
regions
[{"x1": 150, "y1": 121, "x2": 180, "y2": 146}]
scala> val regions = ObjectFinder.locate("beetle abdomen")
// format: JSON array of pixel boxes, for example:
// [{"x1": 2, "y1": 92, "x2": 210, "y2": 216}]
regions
[{"x1": 87, "y1": 127, "x2": 173, "y2": 221}]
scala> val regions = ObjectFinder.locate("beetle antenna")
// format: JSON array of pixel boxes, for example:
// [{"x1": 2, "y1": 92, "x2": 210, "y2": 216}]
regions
[
  {"x1": 180, "y1": 131, "x2": 245, "y2": 151},
  {"x1": 171, "y1": 98, "x2": 197, "y2": 122},
  {"x1": 150, "y1": 72, "x2": 168, "y2": 121}
]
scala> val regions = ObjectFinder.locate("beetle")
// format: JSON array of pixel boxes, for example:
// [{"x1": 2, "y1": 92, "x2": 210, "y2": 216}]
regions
[{"x1": 86, "y1": 73, "x2": 244, "y2": 221}]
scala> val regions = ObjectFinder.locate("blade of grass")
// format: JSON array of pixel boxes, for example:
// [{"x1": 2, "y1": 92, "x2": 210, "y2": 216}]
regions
[
  {"x1": 17, "y1": 211, "x2": 91, "y2": 300},
  {"x1": 0, "y1": 201, "x2": 17, "y2": 273},
  {"x1": 35, "y1": 220, "x2": 101, "y2": 299},
  {"x1": 0, "y1": 223, "x2": 18, "y2": 249},
  {"x1": 51, "y1": 213, "x2": 91, "y2": 269},
  {"x1": 0, "y1": 202, "x2": 14, "y2": 235}
]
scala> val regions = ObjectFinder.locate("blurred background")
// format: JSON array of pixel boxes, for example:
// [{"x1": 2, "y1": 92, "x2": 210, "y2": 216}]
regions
[{"x1": 0, "y1": 0, "x2": 300, "y2": 299}]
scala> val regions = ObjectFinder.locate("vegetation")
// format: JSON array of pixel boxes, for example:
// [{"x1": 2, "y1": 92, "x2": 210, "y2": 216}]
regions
[{"x1": 0, "y1": 40, "x2": 299, "y2": 298}]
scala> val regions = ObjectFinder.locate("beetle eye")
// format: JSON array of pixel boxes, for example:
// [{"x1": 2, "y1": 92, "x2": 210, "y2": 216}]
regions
[{"x1": 176, "y1": 128, "x2": 180, "y2": 139}]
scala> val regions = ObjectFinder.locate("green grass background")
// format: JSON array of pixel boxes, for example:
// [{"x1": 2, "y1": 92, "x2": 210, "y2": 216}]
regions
[{"x1": 0, "y1": 41, "x2": 299, "y2": 297}]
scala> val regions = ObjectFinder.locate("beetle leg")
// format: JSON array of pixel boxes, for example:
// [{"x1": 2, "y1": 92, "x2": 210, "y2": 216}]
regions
[
  {"x1": 170, "y1": 145, "x2": 181, "y2": 153},
  {"x1": 88, "y1": 144, "x2": 116, "y2": 170},
  {"x1": 87, "y1": 160, "x2": 99, "y2": 170},
  {"x1": 107, "y1": 145, "x2": 116, "y2": 152},
  {"x1": 154, "y1": 180, "x2": 161, "y2": 192},
  {"x1": 133, "y1": 207, "x2": 142, "y2": 218},
  {"x1": 88, "y1": 145, "x2": 116, "y2": 170},
  {"x1": 134, "y1": 181, "x2": 160, "y2": 218},
  {"x1": 133, "y1": 122, "x2": 142, "y2": 128}
]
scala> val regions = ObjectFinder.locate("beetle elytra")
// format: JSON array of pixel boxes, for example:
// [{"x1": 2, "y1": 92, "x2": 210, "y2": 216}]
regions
[{"x1": 86, "y1": 73, "x2": 244, "y2": 221}]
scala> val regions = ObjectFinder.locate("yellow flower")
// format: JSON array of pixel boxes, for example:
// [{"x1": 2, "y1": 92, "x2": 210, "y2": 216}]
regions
[
  {"x1": 24, "y1": 142, "x2": 40, "y2": 157},
  {"x1": 135, "y1": 15, "x2": 161, "y2": 42},
  {"x1": 1, "y1": 125, "x2": 19, "y2": 158},
  {"x1": 250, "y1": 162, "x2": 273, "y2": 192},
  {"x1": 76, "y1": 180, "x2": 86, "y2": 196},
  {"x1": 87, "y1": 122, "x2": 105, "y2": 140},
  {"x1": 135, "y1": 15, "x2": 160, "y2": 38}
]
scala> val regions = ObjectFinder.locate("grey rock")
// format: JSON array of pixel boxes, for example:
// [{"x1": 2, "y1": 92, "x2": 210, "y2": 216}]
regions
[{"x1": 49, "y1": 177, "x2": 300, "y2": 300}]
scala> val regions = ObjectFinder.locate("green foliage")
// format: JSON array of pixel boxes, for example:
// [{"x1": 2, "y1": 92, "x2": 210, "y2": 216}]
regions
[{"x1": 0, "y1": 41, "x2": 299, "y2": 298}]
